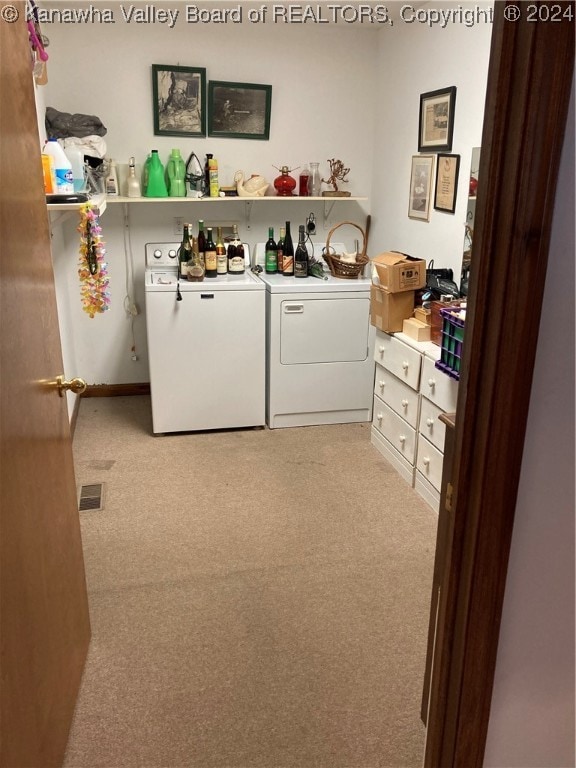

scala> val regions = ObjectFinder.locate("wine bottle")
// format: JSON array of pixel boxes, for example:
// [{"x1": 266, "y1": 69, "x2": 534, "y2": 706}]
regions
[
  {"x1": 216, "y1": 226, "x2": 227, "y2": 275},
  {"x1": 294, "y1": 225, "x2": 308, "y2": 278},
  {"x1": 265, "y1": 227, "x2": 278, "y2": 274},
  {"x1": 282, "y1": 221, "x2": 294, "y2": 276},
  {"x1": 228, "y1": 224, "x2": 245, "y2": 274},
  {"x1": 197, "y1": 220, "x2": 206, "y2": 264},
  {"x1": 204, "y1": 227, "x2": 217, "y2": 278},
  {"x1": 187, "y1": 236, "x2": 205, "y2": 282},
  {"x1": 178, "y1": 223, "x2": 192, "y2": 280},
  {"x1": 276, "y1": 226, "x2": 285, "y2": 275}
]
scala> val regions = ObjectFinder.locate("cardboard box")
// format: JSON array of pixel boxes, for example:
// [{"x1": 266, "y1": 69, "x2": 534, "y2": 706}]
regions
[
  {"x1": 414, "y1": 306, "x2": 432, "y2": 326},
  {"x1": 372, "y1": 252, "x2": 426, "y2": 293},
  {"x1": 403, "y1": 317, "x2": 431, "y2": 342},
  {"x1": 370, "y1": 285, "x2": 414, "y2": 333}
]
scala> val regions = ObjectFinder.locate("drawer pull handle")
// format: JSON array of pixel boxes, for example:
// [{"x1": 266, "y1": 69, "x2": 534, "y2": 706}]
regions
[
  {"x1": 379, "y1": 346, "x2": 385, "y2": 355},
  {"x1": 377, "y1": 412, "x2": 383, "y2": 423},
  {"x1": 402, "y1": 361, "x2": 409, "y2": 371},
  {"x1": 379, "y1": 380, "x2": 385, "y2": 389},
  {"x1": 428, "y1": 378, "x2": 436, "y2": 389},
  {"x1": 401, "y1": 399, "x2": 408, "y2": 409},
  {"x1": 399, "y1": 435, "x2": 406, "y2": 444},
  {"x1": 423, "y1": 457, "x2": 431, "y2": 467},
  {"x1": 426, "y1": 418, "x2": 434, "y2": 428}
]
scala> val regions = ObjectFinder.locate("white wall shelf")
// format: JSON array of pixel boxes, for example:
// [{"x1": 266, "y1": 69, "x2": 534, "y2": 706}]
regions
[
  {"x1": 105, "y1": 195, "x2": 368, "y2": 229},
  {"x1": 47, "y1": 193, "x2": 107, "y2": 228}
]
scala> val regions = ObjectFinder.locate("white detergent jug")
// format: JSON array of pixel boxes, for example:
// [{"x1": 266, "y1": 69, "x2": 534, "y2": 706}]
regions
[
  {"x1": 63, "y1": 143, "x2": 85, "y2": 192},
  {"x1": 43, "y1": 139, "x2": 74, "y2": 194}
]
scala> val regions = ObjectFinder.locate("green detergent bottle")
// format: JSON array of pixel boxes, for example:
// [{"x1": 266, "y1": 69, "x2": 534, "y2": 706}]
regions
[
  {"x1": 166, "y1": 148, "x2": 186, "y2": 197},
  {"x1": 145, "y1": 150, "x2": 168, "y2": 197}
]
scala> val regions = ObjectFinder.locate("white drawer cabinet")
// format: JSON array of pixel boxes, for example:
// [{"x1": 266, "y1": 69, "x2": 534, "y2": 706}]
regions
[
  {"x1": 371, "y1": 331, "x2": 459, "y2": 512},
  {"x1": 415, "y1": 436, "x2": 444, "y2": 491},
  {"x1": 374, "y1": 363, "x2": 420, "y2": 428},
  {"x1": 373, "y1": 396, "x2": 417, "y2": 464},
  {"x1": 421, "y1": 356, "x2": 459, "y2": 413},
  {"x1": 373, "y1": 332, "x2": 422, "y2": 390},
  {"x1": 419, "y1": 397, "x2": 446, "y2": 453}
]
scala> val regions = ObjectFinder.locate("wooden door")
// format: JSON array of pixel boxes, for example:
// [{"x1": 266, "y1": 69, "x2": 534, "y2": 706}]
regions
[{"x1": 0, "y1": 6, "x2": 91, "y2": 767}]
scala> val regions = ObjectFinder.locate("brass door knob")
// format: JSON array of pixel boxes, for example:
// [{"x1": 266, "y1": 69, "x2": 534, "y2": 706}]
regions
[{"x1": 55, "y1": 375, "x2": 87, "y2": 397}]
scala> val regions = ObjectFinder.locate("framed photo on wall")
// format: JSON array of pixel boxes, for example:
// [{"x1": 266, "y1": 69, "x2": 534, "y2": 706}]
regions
[
  {"x1": 434, "y1": 153, "x2": 461, "y2": 213},
  {"x1": 408, "y1": 154, "x2": 435, "y2": 221},
  {"x1": 208, "y1": 81, "x2": 272, "y2": 140},
  {"x1": 152, "y1": 64, "x2": 206, "y2": 137},
  {"x1": 418, "y1": 86, "x2": 457, "y2": 152}
]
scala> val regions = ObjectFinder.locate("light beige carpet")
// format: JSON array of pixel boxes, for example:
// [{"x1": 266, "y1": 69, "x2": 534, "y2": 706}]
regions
[{"x1": 65, "y1": 396, "x2": 436, "y2": 768}]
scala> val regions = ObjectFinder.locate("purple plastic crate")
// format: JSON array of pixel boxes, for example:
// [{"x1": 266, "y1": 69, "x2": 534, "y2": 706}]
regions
[{"x1": 435, "y1": 306, "x2": 466, "y2": 380}]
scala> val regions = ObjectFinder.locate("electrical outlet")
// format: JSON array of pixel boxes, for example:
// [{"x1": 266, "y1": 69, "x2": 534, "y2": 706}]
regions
[{"x1": 173, "y1": 217, "x2": 184, "y2": 236}]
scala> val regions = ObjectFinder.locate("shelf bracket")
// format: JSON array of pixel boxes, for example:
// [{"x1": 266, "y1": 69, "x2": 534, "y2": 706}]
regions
[
  {"x1": 323, "y1": 200, "x2": 336, "y2": 229},
  {"x1": 244, "y1": 200, "x2": 253, "y2": 230}
]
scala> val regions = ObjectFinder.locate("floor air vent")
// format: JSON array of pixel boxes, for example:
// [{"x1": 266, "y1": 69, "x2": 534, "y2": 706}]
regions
[{"x1": 78, "y1": 483, "x2": 105, "y2": 512}]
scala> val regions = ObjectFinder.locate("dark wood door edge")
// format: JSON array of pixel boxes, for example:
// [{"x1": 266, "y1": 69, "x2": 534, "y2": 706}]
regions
[
  {"x1": 82, "y1": 383, "x2": 151, "y2": 398},
  {"x1": 424, "y1": 5, "x2": 574, "y2": 767}
]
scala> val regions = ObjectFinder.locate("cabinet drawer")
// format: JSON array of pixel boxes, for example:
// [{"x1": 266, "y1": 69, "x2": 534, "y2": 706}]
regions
[
  {"x1": 419, "y1": 398, "x2": 447, "y2": 453},
  {"x1": 374, "y1": 363, "x2": 420, "y2": 428},
  {"x1": 421, "y1": 355, "x2": 459, "y2": 412},
  {"x1": 416, "y1": 435, "x2": 444, "y2": 492},
  {"x1": 373, "y1": 332, "x2": 422, "y2": 391},
  {"x1": 372, "y1": 395, "x2": 417, "y2": 464}
]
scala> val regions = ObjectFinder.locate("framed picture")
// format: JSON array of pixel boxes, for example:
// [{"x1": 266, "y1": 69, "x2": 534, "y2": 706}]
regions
[
  {"x1": 208, "y1": 81, "x2": 272, "y2": 140},
  {"x1": 434, "y1": 153, "x2": 461, "y2": 213},
  {"x1": 408, "y1": 155, "x2": 435, "y2": 221},
  {"x1": 152, "y1": 64, "x2": 206, "y2": 137},
  {"x1": 418, "y1": 86, "x2": 457, "y2": 152}
]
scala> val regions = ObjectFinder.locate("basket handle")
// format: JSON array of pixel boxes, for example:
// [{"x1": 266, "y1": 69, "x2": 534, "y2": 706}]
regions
[{"x1": 326, "y1": 221, "x2": 367, "y2": 259}]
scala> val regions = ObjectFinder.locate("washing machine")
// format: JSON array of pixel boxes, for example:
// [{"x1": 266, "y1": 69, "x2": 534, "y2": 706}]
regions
[
  {"x1": 254, "y1": 243, "x2": 375, "y2": 429},
  {"x1": 145, "y1": 242, "x2": 265, "y2": 434}
]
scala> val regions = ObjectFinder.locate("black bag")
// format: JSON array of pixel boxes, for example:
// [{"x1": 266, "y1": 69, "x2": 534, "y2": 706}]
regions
[{"x1": 426, "y1": 259, "x2": 454, "y2": 283}]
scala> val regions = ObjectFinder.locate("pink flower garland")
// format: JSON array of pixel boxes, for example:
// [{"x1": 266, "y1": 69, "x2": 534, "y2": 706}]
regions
[{"x1": 77, "y1": 203, "x2": 110, "y2": 318}]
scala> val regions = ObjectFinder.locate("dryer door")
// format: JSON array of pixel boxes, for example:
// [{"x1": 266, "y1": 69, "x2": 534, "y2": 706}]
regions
[{"x1": 280, "y1": 296, "x2": 370, "y2": 364}]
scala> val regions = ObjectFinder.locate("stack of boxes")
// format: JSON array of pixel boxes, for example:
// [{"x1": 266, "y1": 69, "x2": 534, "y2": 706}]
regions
[{"x1": 369, "y1": 252, "x2": 426, "y2": 335}]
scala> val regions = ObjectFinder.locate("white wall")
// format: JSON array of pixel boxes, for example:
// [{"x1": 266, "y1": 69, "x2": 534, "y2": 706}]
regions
[
  {"x1": 42, "y1": 9, "x2": 378, "y2": 385},
  {"x1": 40, "y1": 2, "x2": 493, "y2": 388},
  {"x1": 370, "y1": 2, "x2": 493, "y2": 278},
  {"x1": 484, "y1": 78, "x2": 575, "y2": 768}
]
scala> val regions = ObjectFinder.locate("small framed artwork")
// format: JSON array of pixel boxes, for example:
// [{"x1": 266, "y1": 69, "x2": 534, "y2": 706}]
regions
[
  {"x1": 152, "y1": 64, "x2": 206, "y2": 137},
  {"x1": 434, "y1": 153, "x2": 461, "y2": 213},
  {"x1": 418, "y1": 86, "x2": 457, "y2": 152},
  {"x1": 408, "y1": 155, "x2": 435, "y2": 221},
  {"x1": 208, "y1": 81, "x2": 272, "y2": 140}
]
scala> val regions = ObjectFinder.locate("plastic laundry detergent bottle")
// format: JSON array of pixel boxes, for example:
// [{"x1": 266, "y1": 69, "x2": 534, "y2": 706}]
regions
[
  {"x1": 43, "y1": 138, "x2": 74, "y2": 194},
  {"x1": 63, "y1": 143, "x2": 85, "y2": 192},
  {"x1": 166, "y1": 148, "x2": 186, "y2": 197},
  {"x1": 144, "y1": 150, "x2": 168, "y2": 197}
]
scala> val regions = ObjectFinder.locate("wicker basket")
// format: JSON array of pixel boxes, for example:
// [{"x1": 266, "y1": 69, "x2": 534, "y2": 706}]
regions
[{"x1": 323, "y1": 221, "x2": 369, "y2": 279}]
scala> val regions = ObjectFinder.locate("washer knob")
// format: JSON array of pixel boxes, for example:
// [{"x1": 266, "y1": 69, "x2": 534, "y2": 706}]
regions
[
  {"x1": 153, "y1": 249, "x2": 162, "y2": 259},
  {"x1": 168, "y1": 249, "x2": 177, "y2": 259}
]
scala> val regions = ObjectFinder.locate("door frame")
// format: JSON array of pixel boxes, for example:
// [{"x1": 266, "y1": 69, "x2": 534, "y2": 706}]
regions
[{"x1": 425, "y1": 3, "x2": 574, "y2": 765}]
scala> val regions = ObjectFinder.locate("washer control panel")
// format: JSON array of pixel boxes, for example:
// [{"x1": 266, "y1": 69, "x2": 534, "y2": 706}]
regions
[{"x1": 145, "y1": 242, "x2": 180, "y2": 268}]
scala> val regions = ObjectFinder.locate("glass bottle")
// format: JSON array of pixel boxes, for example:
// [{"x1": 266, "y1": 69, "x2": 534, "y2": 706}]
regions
[
  {"x1": 216, "y1": 226, "x2": 227, "y2": 274},
  {"x1": 309, "y1": 162, "x2": 321, "y2": 196},
  {"x1": 204, "y1": 227, "x2": 217, "y2": 278},
  {"x1": 178, "y1": 223, "x2": 192, "y2": 280},
  {"x1": 197, "y1": 220, "x2": 206, "y2": 264},
  {"x1": 187, "y1": 236, "x2": 205, "y2": 282},
  {"x1": 276, "y1": 227, "x2": 286, "y2": 275},
  {"x1": 228, "y1": 224, "x2": 245, "y2": 274},
  {"x1": 204, "y1": 154, "x2": 213, "y2": 195},
  {"x1": 299, "y1": 165, "x2": 310, "y2": 196},
  {"x1": 282, "y1": 221, "x2": 294, "y2": 276},
  {"x1": 294, "y1": 225, "x2": 308, "y2": 278},
  {"x1": 265, "y1": 227, "x2": 277, "y2": 274}
]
